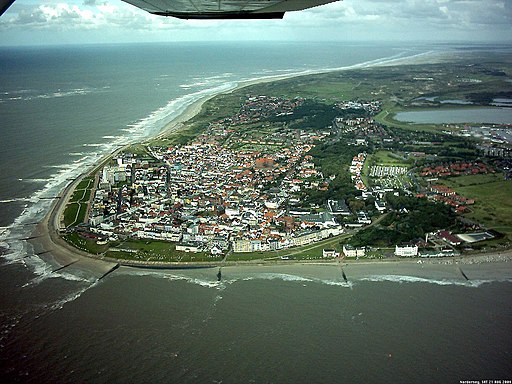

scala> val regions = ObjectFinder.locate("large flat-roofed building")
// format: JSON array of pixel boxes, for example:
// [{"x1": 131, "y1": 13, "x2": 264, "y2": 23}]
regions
[{"x1": 395, "y1": 244, "x2": 418, "y2": 257}]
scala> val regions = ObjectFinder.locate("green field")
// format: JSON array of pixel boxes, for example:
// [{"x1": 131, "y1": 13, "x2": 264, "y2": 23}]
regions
[
  {"x1": 369, "y1": 150, "x2": 411, "y2": 167},
  {"x1": 63, "y1": 176, "x2": 94, "y2": 227},
  {"x1": 106, "y1": 240, "x2": 223, "y2": 263},
  {"x1": 63, "y1": 232, "x2": 109, "y2": 255},
  {"x1": 441, "y1": 174, "x2": 512, "y2": 236}
]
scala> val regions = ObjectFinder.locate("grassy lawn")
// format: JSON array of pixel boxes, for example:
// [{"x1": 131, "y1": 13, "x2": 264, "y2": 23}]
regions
[
  {"x1": 108, "y1": 240, "x2": 223, "y2": 263},
  {"x1": 69, "y1": 189, "x2": 91, "y2": 203},
  {"x1": 63, "y1": 203, "x2": 89, "y2": 228},
  {"x1": 63, "y1": 232, "x2": 109, "y2": 255},
  {"x1": 441, "y1": 173, "x2": 504, "y2": 188},
  {"x1": 370, "y1": 150, "x2": 411, "y2": 167},
  {"x1": 441, "y1": 174, "x2": 512, "y2": 235},
  {"x1": 63, "y1": 203, "x2": 80, "y2": 227},
  {"x1": 76, "y1": 177, "x2": 94, "y2": 190},
  {"x1": 63, "y1": 175, "x2": 96, "y2": 227}
]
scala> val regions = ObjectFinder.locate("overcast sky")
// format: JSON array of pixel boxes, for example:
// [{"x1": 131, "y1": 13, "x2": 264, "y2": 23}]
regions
[{"x1": 1, "y1": 0, "x2": 511, "y2": 46}]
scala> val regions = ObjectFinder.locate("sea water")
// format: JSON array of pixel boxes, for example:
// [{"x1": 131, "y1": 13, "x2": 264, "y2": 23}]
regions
[{"x1": 0, "y1": 42, "x2": 511, "y2": 383}]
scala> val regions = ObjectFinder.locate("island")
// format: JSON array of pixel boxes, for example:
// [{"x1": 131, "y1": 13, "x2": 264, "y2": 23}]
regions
[{"x1": 31, "y1": 49, "x2": 512, "y2": 277}]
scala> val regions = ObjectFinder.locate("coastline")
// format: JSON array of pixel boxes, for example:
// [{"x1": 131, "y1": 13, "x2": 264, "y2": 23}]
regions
[
  {"x1": 27, "y1": 70, "x2": 316, "y2": 275},
  {"x1": 28, "y1": 49, "x2": 512, "y2": 281}
]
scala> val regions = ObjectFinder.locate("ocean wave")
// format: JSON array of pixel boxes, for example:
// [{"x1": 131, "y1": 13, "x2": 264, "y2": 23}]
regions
[
  {"x1": 180, "y1": 73, "x2": 236, "y2": 90},
  {"x1": 0, "y1": 198, "x2": 31, "y2": 204},
  {"x1": 122, "y1": 81, "x2": 238, "y2": 141},
  {"x1": 19, "y1": 178, "x2": 48, "y2": 184},
  {"x1": 121, "y1": 268, "x2": 226, "y2": 289},
  {"x1": 0, "y1": 87, "x2": 100, "y2": 103},
  {"x1": 179, "y1": 82, "x2": 209, "y2": 89},
  {"x1": 4, "y1": 145, "x2": 105, "y2": 236},
  {"x1": 242, "y1": 273, "x2": 314, "y2": 283},
  {"x1": 82, "y1": 143, "x2": 105, "y2": 147},
  {"x1": 241, "y1": 273, "x2": 356, "y2": 288},
  {"x1": 20, "y1": 254, "x2": 95, "y2": 288},
  {"x1": 359, "y1": 274, "x2": 504, "y2": 287},
  {"x1": 42, "y1": 281, "x2": 99, "y2": 312},
  {"x1": 73, "y1": 156, "x2": 90, "y2": 164},
  {"x1": 120, "y1": 268, "x2": 356, "y2": 289}
]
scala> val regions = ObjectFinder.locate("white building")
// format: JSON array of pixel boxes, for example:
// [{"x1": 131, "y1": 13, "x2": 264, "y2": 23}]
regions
[
  {"x1": 395, "y1": 245, "x2": 418, "y2": 257},
  {"x1": 375, "y1": 200, "x2": 387, "y2": 213},
  {"x1": 322, "y1": 249, "x2": 340, "y2": 258},
  {"x1": 343, "y1": 245, "x2": 366, "y2": 258},
  {"x1": 357, "y1": 211, "x2": 371, "y2": 224},
  {"x1": 176, "y1": 242, "x2": 202, "y2": 253}
]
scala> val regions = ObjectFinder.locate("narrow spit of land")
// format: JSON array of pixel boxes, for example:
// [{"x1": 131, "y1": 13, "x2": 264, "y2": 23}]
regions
[{"x1": 30, "y1": 50, "x2": 512, "y2": 277}]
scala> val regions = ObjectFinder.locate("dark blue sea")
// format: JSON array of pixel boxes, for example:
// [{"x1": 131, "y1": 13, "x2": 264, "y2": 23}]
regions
[{"x1": 0, "y1": 42, "x2": 511, "y2": 383}]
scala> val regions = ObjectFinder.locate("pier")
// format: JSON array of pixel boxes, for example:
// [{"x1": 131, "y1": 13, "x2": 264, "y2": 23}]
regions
[
  {"x1": 341, "y1": 268, "x2": 348, "y2": 283},
  {"x1": 458, "y1": 266, "x2": 469, "y2": 281},
  {"x1": 52, "y1": 259, "x2": 79, "y2": 273},
  {"x1": 97, "y1": 263, "x2": 120, "y2": 281}
]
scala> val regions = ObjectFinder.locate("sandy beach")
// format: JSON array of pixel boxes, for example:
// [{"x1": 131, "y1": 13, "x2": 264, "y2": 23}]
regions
[{"x1": 28, "y1": 50, "x2": 512, "y2": 282}]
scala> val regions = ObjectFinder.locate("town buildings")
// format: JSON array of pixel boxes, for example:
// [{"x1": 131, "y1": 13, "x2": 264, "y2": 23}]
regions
[
  {"x1": 86, "y1": 96, "x2": 345, "y2": 255},
  {"x1": 394, "y1": 245, "x2": 419, "y2": 257}
]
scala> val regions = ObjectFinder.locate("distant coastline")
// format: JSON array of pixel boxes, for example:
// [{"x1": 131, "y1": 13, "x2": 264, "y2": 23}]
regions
[{"x1": 29, "y1": 49, "x2": 512, "y2": 280}]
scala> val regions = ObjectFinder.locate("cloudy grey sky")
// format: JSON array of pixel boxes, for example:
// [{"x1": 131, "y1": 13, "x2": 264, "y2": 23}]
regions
[{"x1": 1, "y1": 0, "x2": 511, "y2": 46}]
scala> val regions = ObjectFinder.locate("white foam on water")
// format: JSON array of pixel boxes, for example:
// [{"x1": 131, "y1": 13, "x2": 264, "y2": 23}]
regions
[
  {"x1": 243, "y1": 273, "x2": 314, "y2": 283},
  {"x1": 43, "y1": 281, "x2": 99, "y2": 312},
  {"x1": 121, "y1": 268, "x2": 225, "y2": 289},
  {"x1": 20, "y1": 178, "x2": 48, "y2": 184},
  {"x1": 20, "y1": 255, "x2": 94, "y2": 288},
  {"x1": 121, "y1": 81, "x2": 238, "y2": 141},
  {"x1": 0, "y1": 312, "x2": 25, "y2": 346},
  {"x1": 240, "y1": 273, "x2": 356, "y2": 288},
  {"x1": 1, "y1": 87, "x2": 100, "y2": 103},
  {"x1": 359, "y1": 274, "x2": 507, "y2": 287},
  {"x1": 0, "y1": 198, "x2": 31, "y2": 204},
  {"x1": 319, "y1": 279, "x2": 355, "y2": 289},
  {"x1": 0, "y1": 228, "x2": 30, "y2": 264}
]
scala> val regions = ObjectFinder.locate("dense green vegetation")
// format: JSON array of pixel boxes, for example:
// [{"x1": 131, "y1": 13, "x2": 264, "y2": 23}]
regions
[
  {"x1": 267, "y1": 99, "x2": 366, "y2": 130},
  {"x1": 350, "y1": 196, "x2": 457, "y2": 247},
  {"x1": 306, "y1": 144, "x2": 358, "y2": 202}
]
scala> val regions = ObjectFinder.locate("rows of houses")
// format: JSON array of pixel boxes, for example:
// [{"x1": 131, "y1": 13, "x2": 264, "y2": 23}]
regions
[
  {"x1": 420, "y1": 161, "x2": 495, "y2": 178},
  {"x1": 350, "y1": 152, "x2": 368, "y2": 191},
  {"x1": 86, "y1": 120, "x2": 345, "y2": 255}
]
